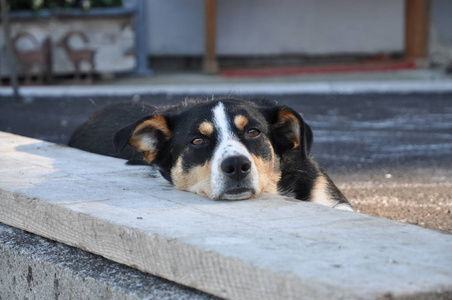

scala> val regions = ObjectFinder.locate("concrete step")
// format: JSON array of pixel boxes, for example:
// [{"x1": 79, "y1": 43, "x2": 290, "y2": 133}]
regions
[
  {"x1": 0, "y1": 132, "x2": 451, "y2": 299},
  {"x1": 0, "y1": 223, "x2": 216, "y2": 300}
]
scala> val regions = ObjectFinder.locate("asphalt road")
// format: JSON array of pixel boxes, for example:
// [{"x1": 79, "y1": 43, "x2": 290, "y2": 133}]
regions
[{"x1": 1, "y1": 93, "x2": 451, "y2": 232}]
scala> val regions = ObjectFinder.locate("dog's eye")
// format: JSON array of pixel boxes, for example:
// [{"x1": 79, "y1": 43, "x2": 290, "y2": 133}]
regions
[
  {"x1": 246, "y1": 128, "x2": 260, "y2": 138},
  {"x1": 191, "y1": 137, "x2": 205, "y2": 145}
]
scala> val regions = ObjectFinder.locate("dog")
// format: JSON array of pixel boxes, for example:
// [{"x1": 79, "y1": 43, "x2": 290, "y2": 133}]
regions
[{"x1": 69, "y1": 98, "x2": 353, "y2": 211}]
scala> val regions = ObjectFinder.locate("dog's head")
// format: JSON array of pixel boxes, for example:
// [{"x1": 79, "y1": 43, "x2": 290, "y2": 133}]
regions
[{"x1": 114, "y1": 99, "x2": 312, "y2": 200}]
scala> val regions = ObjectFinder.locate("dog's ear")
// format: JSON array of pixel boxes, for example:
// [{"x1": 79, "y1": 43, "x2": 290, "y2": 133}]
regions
[
  {"x1": 267, "y1": 106, "x2": 313, "y2": 160},
  {"x1": 113, "y1": 114, "x2": 171, "y2": 163}
]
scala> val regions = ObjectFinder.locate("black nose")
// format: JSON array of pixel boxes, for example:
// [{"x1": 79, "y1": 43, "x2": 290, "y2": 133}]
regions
[{"x1": 221, "y1": 155, "x2": 251, "y2": 182}]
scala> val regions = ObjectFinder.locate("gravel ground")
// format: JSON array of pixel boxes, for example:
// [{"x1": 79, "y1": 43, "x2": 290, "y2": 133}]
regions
[{"x1": 1, "y1": 93, "x2": 451, "y2": 233}]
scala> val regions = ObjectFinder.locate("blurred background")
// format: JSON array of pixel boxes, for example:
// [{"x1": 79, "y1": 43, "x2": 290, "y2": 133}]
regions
[
  {"x1": 0, "y1": 0, "x2": 451, "y2": 84},
  {"x1": 0, "y1": 0, "x2": 451, "y2": 232}
]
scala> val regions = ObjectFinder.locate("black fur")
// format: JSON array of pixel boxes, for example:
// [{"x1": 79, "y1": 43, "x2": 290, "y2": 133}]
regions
[
  {"x1": 69, "y1": 102, "x2": 156, "y2": 164},
  {"x1": 69, "y1": 98, "x2": 351, "y2": 208}
]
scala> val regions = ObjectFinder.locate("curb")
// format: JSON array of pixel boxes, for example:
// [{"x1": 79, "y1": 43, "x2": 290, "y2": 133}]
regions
[
  {"x1": 0, "y1": 80, "x2": 451, "y2": 97},
  {"x1": 2, "y1": 132, "x2": 452, "y2": 300}
]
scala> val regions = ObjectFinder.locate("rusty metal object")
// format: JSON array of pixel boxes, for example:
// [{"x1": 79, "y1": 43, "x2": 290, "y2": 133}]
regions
[
  {"x1": 57, "y1": 31, "x2": 96, "y2": 83},
  {"x1": 11, "y1": 32, "x2": 52, "y2": 85}
]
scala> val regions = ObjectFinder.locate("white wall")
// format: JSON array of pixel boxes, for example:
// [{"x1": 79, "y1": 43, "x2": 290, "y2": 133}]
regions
[
  {"x1": 145, "y1": 0, "x2": 204, "y2": 55},
  {"x1": 145, "y1": 0, "x2": 404, "y2": 56},
  {"x1": 429, "y1": 0, "x2": 452, "y2": 67}
]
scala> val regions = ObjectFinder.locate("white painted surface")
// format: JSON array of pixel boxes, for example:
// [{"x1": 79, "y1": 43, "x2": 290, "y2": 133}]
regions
[
  {"x1": 0, "y1": 132, "x2": 451, "y2": 299},
  {"x1": 146, "y1": 0, "x2": 404, "y2": 56}
]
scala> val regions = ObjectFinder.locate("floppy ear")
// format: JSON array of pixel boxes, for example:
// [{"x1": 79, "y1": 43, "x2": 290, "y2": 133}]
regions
[
  {"x1": 270, "y1": 107, "x2": 313, "y2": 160},
  {"x1": 113, "y1": 114, "x2": 171, "y2": 163}
]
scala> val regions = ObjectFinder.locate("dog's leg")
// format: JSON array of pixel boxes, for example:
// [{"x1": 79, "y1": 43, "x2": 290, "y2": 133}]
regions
[{"x1": 310, "y1": 171, "x2": 353, "y2": 211}]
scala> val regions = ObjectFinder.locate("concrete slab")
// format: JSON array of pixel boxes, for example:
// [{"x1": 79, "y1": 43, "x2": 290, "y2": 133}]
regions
[
  {"x1": 0, "y1": 131, "x2": 451, "y2": 299},
  {"x1": 0, "y1": 224, "x2": 216, "y2": 300}
]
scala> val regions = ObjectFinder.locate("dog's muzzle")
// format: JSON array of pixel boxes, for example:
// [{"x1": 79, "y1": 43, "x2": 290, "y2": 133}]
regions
[
  {"x1": 221, "y1": 155, "x2": 251, "y2": 181},
  {"x1": 218, "y1": 155, "x2": 255, "y2": 200}
]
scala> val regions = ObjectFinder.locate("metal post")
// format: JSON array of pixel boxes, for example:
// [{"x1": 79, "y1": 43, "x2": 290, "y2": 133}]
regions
[
  {"x1": 134, "y1": 0, "x2": 152, "y2": 75},
  {"x1": 0, "y1": 0, "x2": 20, "y2": 101}
]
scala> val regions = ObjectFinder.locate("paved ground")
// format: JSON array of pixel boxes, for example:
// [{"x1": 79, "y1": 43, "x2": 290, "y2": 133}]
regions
[{"x1": 1, "y1": 92, "x2": 451, "y2": 233}]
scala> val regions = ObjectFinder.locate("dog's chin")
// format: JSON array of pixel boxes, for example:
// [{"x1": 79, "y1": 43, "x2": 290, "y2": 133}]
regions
[{"x1": 219, "y1": 187, "x2": 255, "y2": 201}]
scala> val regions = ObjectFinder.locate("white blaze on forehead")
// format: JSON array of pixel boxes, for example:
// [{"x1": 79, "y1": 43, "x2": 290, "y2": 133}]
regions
[
  {"x1": 212, "y1": 102, "x2": 234, "y2": 141},
  {"x1": 210, "y1": 102, "x2": 260, "y2": 199},
  {"x1": 212, "y1": 102, "x2": 246, "y2": 155}
]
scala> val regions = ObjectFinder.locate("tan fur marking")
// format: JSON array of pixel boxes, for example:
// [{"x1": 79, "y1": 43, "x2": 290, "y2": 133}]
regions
[
  {"x1": 198, "y1": 121, "x2": 214, "y2": 136},
  {"x1": 311, "y1": 175, "x2": 353, "y2": 210},
  {"x1": 251, "y1": 143, "x2": 280, "y2": 195},
  {"x1": 129, "y1": 115, "x2": 170, "y2": 163},
  {"x1": 129, "y1": 135, "x2": 153, "y2": 152},
  {"x1": 134, "y1": 115, "x2": 171, "y2": 138},
  {"x1": 143, "y1": 152, "x2": 157, "y2": 163},
  {"x1": 129, "y1": 135, "x2": 158, "y2": 163},
  {"x1": 276, "y1": 108, "x2": 300, "y2": 149},
  {"x1": 276, "y1": 108, "x2": 300, "y2": 128},
  {"x1": 310, "y1": 175, "x2": 335, "y2": 207},
  {"x1": 234, "y1": 115, "x2": 249, "y2": 130},
  {"x1": 171, "y1": 157, "x2": 212, "y2": 198}
]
